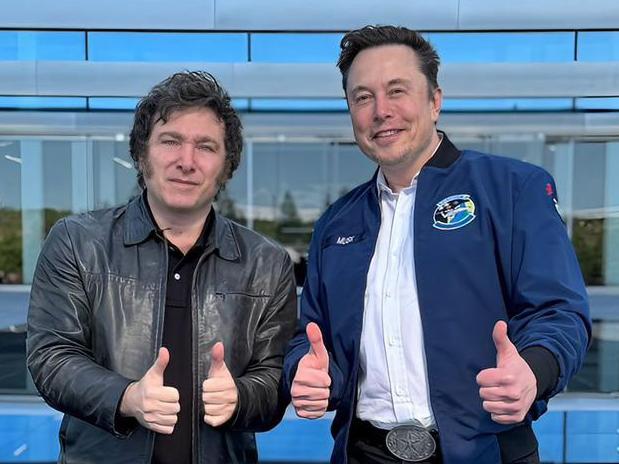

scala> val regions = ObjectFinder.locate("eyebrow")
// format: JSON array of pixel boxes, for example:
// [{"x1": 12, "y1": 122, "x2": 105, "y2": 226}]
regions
[
  {"x1": 158, "y1": 131, "x2": 220, "y2": 147},
  {"x1": 349, "y1": 78, "x2": 412, "y2": 96}
]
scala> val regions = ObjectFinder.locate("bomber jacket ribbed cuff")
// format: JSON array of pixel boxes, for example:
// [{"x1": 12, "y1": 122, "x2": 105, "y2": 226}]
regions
[{"x1": 520, "y1": 346, "x2": 560, "y2": 400}]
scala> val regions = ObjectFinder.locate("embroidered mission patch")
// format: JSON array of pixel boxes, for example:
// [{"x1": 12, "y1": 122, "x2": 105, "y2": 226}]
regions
[{"x1": 433, "y1": 194, "x2": 476, "y2": 230}]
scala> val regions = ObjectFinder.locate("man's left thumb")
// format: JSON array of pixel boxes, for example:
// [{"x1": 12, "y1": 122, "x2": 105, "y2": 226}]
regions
[{"x1": 492, "y1": 320, "x2": 516, "y2": 366}]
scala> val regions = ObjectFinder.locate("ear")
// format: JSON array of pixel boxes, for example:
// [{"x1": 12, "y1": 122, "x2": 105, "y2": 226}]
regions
[{"x1": 430, "y1": 87, "x2": 443, "y2": 122}]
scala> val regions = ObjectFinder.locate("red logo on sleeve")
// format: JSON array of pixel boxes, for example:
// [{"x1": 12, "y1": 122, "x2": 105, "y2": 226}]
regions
[{"x1": 545, "y1": 183, "x2": 553, "y2": 196}]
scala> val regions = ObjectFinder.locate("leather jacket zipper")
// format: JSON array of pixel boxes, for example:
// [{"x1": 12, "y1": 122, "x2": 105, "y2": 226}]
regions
[
  {"x1": 147, "y1": 234, "x2": 169, "y2": 463},
  {"x1": 191, "y1": 250, "x2": 211, "y2": 464}
]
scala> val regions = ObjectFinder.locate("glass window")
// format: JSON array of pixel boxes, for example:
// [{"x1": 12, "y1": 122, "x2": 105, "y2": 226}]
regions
[
  {"x1": 87, "y1": 97, "x2": 249, "y2": 111},
  {"x1": 231, "y1": 99, "x2": 250, "y2": 111},
  {"x1": 427, "y1": 32, "x2": 574, "y2": 63},
  {"x1": 250, "y1": 99, "x2": 347, "y2": 112},
  {"x1": 570, "y1": 142, "x2": 613, "y2": 287},
  {"x1": 0, "y1": 141, "x2": 22, "y2": 285},
  {"x1": 250, "y1": 141, "x2": 374, "y2": 258},
  {"x1": 329, "y1": 143, "x2": 375, "y2": 202},
  {"x1": 569, "y1": 320, "x2": 619, "y2": 393},
  {"x1": 88, "y1": 32, "x2": 248, "y2": 62},
  {"x1": 575, "y1": 97, "x2": 619, "y2": 111},
  {"x1": 488, "y1": 135, "x2": 546, "y2": 167},
  {"x1": 442, "y1": 98, "x2": 573, "y2": 112},
  {"x1": 215, "y1": 145, "x2": 247, "y2": 226},
  {"x1": 251, "y1": 33, "x2": 342, "y2": 63},
  {"x1": 577, "y1": 32, "x2": 619, "y2": 61},
  {"x1": 0, "y1": 31, "x2": 85, "y2": 60},
  {"x1": 88, "y1": 98, "x2": 140, "y2": 111},
  {"x1": 0, "y1": 97, "x2": 87, "y2": 110},
  {"x1": 92, "y1": 140, "x2": 139, "y2": 209},
  {"x1": 0, "y1": 139, "x2": 80, "y2": 284}
]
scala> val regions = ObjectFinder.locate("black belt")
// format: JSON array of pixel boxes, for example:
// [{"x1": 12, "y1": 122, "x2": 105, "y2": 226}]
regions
[{"x1": 350, "y1": 418, "x2": 441, "y2": 463}]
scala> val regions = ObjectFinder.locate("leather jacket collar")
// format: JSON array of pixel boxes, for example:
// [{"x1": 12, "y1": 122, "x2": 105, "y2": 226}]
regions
[{"x1": 123, "y1": 193, "x2": 240, "y2": 261}]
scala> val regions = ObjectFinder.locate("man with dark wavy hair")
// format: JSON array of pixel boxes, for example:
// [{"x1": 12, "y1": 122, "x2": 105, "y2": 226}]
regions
[
  {"x1": 283, "y1": 26, "x2": 591, "y2": 464},
  {"x1": 27, "y1": 71, "x2": 296, "y2": 463}
]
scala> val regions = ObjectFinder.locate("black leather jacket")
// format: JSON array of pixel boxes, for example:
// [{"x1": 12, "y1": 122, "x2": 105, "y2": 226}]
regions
[{"x1": 26, "y1": 195, "x2": 297, "y2": 463}]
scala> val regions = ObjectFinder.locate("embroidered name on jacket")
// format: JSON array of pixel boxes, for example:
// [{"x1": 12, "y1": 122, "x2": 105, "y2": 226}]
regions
[
  {"x1": 336, "y1": 235, "x2": 355, "y2": 245},
  {"x1": 433, "y1": 194, "x2": 476, "y2": 230}
]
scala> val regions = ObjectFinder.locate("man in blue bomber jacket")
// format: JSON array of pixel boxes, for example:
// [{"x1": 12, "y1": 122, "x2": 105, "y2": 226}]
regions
[{"x1": 282, "y1": 25, "x2": 591, "y2": 464}]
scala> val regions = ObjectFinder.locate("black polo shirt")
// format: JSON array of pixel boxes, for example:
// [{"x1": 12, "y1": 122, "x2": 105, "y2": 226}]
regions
[{"x1": 148, "y1": 198, "x2": 215, "y2": 464}]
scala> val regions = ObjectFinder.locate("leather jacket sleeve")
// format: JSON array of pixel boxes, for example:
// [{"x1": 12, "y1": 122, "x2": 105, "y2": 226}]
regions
[
  {"x1": 228, "y1": 252, "x2": 297, "y2": 432},
  {"x1": 26, "y1": 219, "x2": 134, "y2": 437}
]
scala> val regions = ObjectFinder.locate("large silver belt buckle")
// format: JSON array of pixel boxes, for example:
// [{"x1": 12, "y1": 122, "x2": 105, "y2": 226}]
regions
[{"x1": 385, "y1": 424, "x2": 436, "y2": 462}]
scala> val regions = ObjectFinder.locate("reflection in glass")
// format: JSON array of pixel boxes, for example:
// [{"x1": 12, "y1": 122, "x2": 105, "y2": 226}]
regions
[
  {"x1": 569, "y1": 319, "x2": 619, "y2": 393},
  {"x1": 92, "y1": 141, "x2": 139, "y2": 209},
  {"x1": 252, "y1": 143, "x2": 327, "y2": 252},
  {"x1": 0, "y1": 142, "x2": 22, "y2": 285},
  {"x1": 215, "y1": 144, "x2": 247, "y2": 226}
]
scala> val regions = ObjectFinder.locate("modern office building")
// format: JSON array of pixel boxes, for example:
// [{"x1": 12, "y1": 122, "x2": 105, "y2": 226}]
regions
[{"x1": 0, "y1": 1, "x2": 618, "y2": 462}]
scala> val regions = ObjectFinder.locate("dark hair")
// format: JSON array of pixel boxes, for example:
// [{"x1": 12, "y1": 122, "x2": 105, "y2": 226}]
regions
[
  {"x1": 337, "y1": 25, "x2": 440, "y2": 96},
  {"x1": 129, "y1": 70, "x2": 243, "y2": 189}
]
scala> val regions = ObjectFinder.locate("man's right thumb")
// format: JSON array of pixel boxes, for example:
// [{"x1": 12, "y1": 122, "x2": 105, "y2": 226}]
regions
[{"x1": 148, "y1": 347, "x2": 169, "y2": 381}]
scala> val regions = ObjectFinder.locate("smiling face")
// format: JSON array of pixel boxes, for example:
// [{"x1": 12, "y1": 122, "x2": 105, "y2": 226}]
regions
[
  {"x1": 141, "y1": 107, "x2": 227, "y2": 219},
  {"x1": 346, "y1": 44, "x2": 442, "y2": 178}
]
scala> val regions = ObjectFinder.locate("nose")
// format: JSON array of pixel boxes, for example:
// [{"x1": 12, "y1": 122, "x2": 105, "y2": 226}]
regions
[
  {"x1": 176, "y1": 142, "x2": 196, "y2": 173},
  {"x1": 373, "y1": 94, "x2": 392, "y2": 122}
]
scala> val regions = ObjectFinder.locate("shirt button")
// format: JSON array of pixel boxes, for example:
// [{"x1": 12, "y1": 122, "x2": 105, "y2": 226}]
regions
[
  {"x1": 396, "y1": 386, "x2": 405, "y2": 396},
  {"x1": 173, "y1": 273, "x2": 181, "y2": 281}
]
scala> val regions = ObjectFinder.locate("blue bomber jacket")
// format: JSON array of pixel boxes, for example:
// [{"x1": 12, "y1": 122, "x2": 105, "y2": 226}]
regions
[{"x1": 283, "y1": 134, "x2": 591, "y2": 464}]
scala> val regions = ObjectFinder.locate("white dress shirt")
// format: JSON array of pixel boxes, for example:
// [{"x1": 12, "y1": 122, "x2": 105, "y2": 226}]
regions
[{"x1": 356, "y1": 141, "x2": 443, "y2": 430}]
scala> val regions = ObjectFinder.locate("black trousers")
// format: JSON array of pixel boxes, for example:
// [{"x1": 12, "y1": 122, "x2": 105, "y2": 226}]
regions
[{"x1": 347, "y1": 419, "x2": 540, "y2": 464}]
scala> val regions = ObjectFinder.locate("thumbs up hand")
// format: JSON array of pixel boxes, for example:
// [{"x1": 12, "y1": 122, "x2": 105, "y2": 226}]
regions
[
  {"x1": 476, "y1": 321, "x2": 537, "y2": 424},
  {"x1": 119, "y1": 347, "x2": 180, "y2": 434},
  {"x1": 202, "y1": 342, "x2": 238, "y2": 427},
  {"x1": 291, "y1": 322, "x2": 331, "y2": 419}
]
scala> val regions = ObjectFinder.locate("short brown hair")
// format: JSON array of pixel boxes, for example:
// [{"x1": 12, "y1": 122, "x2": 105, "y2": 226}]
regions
[{"x1": 337, "y1": 25, "x2": 440, "y2": 96}]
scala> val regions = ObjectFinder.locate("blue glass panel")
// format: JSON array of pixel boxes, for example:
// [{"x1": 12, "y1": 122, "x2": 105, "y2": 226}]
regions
[
  {"x1": 0, "y1": 97, "x2": 86, "y2": 110},
  {"x1": 250, "y1": 99, "x2": 347, "y2": 111},
  {"x1": 88, "y1": 97, "x2": 139, "y2": 110},
  {"x1": 578, "y1": 32, "x2": 619, "y2": 61},
  {"x1": 251, "y1": 33, "x2": 342, "y2": 63},
  {"x1": 231, "y1": 98, "x2": 250, "y2": 111},
  {"x1": 88, "y1": 98, "x2": 249, "y2": 111},
  {"x1": 426, "y1": 32, "x2": 574, "y2": 63},
  {"x1": 576, "y1": 97, "x2": 619, "y2": 110},
  {"x1": 442, "y1": 98, "x2": 573, "y2": 112},
  {"x1": 0, "y1": 31, "x2": 84, "y2": 60},
  {"x1": 88, "y1": 32, "x2": 247, "y2": 62},
  {"x1": 258, "y1": 411, "x2": 333, "y2": 461},
  {"x1": 532, "y1": 412, "x2": 564, "y2": 463}
]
